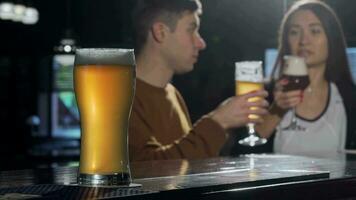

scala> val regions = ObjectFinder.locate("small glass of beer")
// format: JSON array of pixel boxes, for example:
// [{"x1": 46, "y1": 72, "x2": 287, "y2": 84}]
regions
[
  {"x1": 281, "y1": 55, "x2": 310, "y2": 131},
  {"x1": 74, "y1": 48, "x2": 138, "y2": 187},
  {"x1": 235, "y1": 61, "x2": 267, "y2": 146}
]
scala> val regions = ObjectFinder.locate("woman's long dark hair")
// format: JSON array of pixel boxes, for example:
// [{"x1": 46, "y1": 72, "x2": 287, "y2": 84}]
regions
[{"x1": 272, "y1": 0, "x2": 355, "y2": 109}]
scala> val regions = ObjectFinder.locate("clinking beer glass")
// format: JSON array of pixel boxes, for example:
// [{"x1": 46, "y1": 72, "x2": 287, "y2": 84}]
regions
[
  {"x1": 235, "y1": 61, "x2": 267, "y2": 146},
  {"x1": 281, "y1": 55, "x2": 310, "y2": 131},
  {"x1": 74, "y1": 48, "x2": 137, "y2": 186}
]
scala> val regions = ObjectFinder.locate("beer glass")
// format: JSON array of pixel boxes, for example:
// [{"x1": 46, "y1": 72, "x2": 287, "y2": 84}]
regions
[
  {"x1": 74, "y1": 48, "x2": 137, "y2": 187},
  {"x1": 281, "y1": 55, "x2": 310, "y2": 131},
  {"x1": 235, "y1": 61, "x2": 267, "y2": 146}
]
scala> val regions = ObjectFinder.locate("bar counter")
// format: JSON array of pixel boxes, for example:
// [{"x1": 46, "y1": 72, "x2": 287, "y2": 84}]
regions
[{"x1": 1, "y1": 153, "x2": 356, "y2": 199}]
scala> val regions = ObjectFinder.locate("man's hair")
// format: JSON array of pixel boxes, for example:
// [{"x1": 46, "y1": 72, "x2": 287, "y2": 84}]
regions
[{"x1": 133, "y1": 0, "x2": 202, "y2": 55}]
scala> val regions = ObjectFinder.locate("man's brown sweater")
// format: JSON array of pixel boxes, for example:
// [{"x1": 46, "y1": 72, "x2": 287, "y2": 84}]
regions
[{"x1": 129, "y1": 79, "x2": 226, "y2": 161}]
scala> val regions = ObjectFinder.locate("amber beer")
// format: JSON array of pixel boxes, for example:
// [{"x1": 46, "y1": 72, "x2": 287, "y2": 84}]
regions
[
  {"x1": 235, "y1": 61, "x2": 264, "y2": 119},
  {"x1": 235, "y1": 61, "x2": 267, "y2": 146},
  {"x1": 235, "y1": 81, "x2": 264, "y2": 119},
  {"x1": 74, "y1": 48, "x2": 135, "y2": 186},
  {"x1": 282, "y1": 56, "x2": 310, "y2": 91}
]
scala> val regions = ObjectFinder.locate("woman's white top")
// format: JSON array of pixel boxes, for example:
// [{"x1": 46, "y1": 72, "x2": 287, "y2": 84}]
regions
[{"x1": 273, "y1": 82, "x2": 347, "y2": 157}]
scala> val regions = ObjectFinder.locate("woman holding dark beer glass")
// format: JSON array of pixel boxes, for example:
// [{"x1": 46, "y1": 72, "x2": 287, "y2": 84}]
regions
[{"x1": 256, "y1": 0, "x2": 356, "y2": 157}]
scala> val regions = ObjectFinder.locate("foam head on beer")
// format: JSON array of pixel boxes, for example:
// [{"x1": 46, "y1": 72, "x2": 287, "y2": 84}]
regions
[
  {"x1": 283, "y1": 55, "x2": 308, "y2": 76},
  {"x1": 74, "y1": 48, "x2": 135, "y2": 66},
  {"x1": 235, "y1": 61, "x2": 263, "y2": 83}
]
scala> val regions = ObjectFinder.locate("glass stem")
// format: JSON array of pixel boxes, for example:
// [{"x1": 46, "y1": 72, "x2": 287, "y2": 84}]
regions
[
  {"x1": 291, "y1": 108, "x2": 297, "y2": 125},
  {"x1": 247, "y1": 123, "x2": 255, "y2": 135}
]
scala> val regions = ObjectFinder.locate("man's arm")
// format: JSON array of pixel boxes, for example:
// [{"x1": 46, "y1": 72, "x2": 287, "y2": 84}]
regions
[{"x1": 129, "y1": 103, "x2": 226, "y2": 161}]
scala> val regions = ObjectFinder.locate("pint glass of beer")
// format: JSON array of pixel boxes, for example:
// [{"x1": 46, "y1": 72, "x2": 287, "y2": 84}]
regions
[
  {"x1": 235, "y1": 61, "x2": 267, "y2": 146},
  {"x1": 281, "y1": 55, "x2": 310, "y2": 130},
  {"x1": 74, "y1": 48, "x2": 136, "y2": 186}
]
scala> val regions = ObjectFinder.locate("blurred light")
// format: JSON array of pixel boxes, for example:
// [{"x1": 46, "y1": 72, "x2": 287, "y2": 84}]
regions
[
  {"x1": 0, "y1": 2, "x2": 39, "y2": 25},
  {"x1": 63, "y1": 45, "x2": 72, "y2": 53},
  {"x1": 26, "y1": 115, "x2": 41, "y2": 126},
  {"x1": 22, "y1": 7, "x2": 39, "y2": 24},
  {"x1": 0, "y1": 2, "x2": 14, "y2": 20},
  {"x1": 12, "y1": 4, "x2": 25, "y2": 22},
  {"x1": 55, "y1": 38, "x2": 76, "y2": 54}
]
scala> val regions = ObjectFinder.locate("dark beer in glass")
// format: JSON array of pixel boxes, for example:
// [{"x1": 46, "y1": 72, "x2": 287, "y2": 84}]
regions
[
  {"x1": 281, "y1": 55, "x2": 310, "y2": 131},
  {"x1": 281, "y1": 56, "x2": 310, "y2": 92}
]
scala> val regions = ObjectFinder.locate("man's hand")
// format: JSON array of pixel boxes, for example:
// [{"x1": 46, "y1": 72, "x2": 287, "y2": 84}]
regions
[{"x1": 210, "y1": 90, "x2": 269, "y2": 130}]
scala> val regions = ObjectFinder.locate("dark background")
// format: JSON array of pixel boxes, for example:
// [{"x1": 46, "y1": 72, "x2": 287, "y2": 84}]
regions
[{"x1": 1, "y1": 0, "x2": 356, "y2": 168}]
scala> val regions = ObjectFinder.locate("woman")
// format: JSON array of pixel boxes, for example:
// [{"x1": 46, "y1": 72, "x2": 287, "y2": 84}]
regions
[{"x1": 256, "y1": 0, "x2": 356, "y2": 157}]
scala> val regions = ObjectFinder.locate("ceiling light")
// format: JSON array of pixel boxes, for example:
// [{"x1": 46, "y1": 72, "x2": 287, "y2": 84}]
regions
[
  {"x1": 22, "y1": 6, "x2": 38, "y2": 24},
  {"x1": 12, "y1": 4, "x2": 25, "y2": 22},
  {"x1": 0, "y1": 2, "x2": 14, "y2": 20}
]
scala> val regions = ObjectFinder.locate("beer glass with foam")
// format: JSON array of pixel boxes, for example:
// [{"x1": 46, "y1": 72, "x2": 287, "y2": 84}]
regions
[
  {"x1": 74, "y1": 48, "x2": 137, "y2": 187},
  {"x1": 281, "y1": 55, "x2": 310, "y2": 130},
  {"x1": 235, "y1": 61, "x2": 267, "y2": 146}
]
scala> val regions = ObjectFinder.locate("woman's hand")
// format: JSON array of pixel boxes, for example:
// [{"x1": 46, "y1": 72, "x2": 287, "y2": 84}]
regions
[{"x1": 273, "y1": 78, "x2": 303, "y2": 110}]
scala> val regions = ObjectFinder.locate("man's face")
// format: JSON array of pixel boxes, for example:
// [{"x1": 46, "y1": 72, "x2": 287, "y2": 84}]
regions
[{"x1": 162, "y1": 11, "x2": 206, "y2": 74}]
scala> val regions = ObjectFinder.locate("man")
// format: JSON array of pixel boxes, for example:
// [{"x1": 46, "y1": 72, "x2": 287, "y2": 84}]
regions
[{"x1": 130, "y1": 0, "x2": 268, "y2": 161}]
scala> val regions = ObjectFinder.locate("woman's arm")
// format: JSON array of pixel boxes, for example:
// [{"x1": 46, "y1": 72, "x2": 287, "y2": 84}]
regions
[
  {"x1": 256, "y1": 81, "x2": 303, "y2": 138},
  {"x1": 256, "y1": 103, "x2": 285, "y2": 138}
]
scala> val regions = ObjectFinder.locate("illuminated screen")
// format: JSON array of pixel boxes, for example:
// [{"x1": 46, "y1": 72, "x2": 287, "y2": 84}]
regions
[{"x1": 51, "y1": 54, "x2": 80, "y2": 138}]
